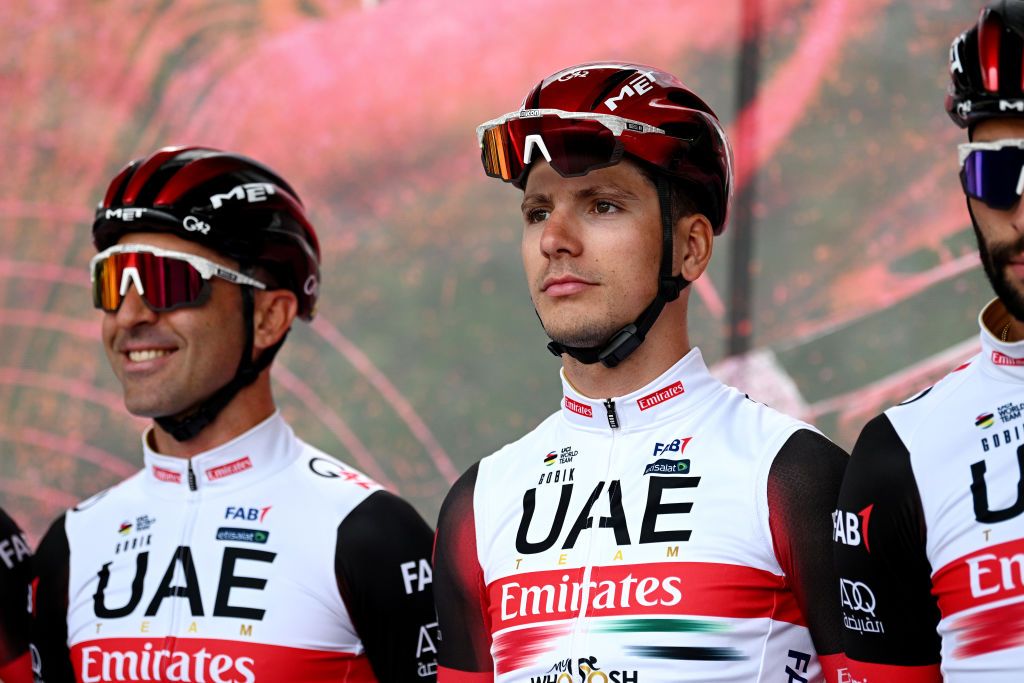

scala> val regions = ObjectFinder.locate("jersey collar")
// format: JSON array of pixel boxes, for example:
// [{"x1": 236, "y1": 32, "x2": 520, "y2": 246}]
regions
[
  {"x1": 979, "y1": 298, "x2": 1024, "y2": 382},
  {"x1": 142, "y1": 411, "x2": 298, "y2": 493},
  {"x1": 559, "y1": 347, "x2": 720, "y2": 431}
]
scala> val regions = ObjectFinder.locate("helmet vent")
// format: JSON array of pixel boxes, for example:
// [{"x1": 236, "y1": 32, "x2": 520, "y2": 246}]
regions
[{"x1": 588, "y1": 69, "x2": 638, "y2": 110}]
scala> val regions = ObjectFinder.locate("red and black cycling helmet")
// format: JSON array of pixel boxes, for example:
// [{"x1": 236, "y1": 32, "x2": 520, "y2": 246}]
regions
[
  {"x1": 478, "y1": 61, "x2": 733, "y2": 234},
  {"x1": 94, "y1": 146, "x2": 321, "y2": 320},
  {"x1": 948, "y1": 0, "x2": 1024, "y2": 129}
]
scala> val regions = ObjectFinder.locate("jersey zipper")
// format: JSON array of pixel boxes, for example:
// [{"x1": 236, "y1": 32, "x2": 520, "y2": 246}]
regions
[
  {"x1": 165, "y1": 458, "x2": 202, "y2": 657},
  {"x1": 603, "y1": 398, "x2": 620, "y2": 430},
  {"x1": 572, "y1": 402, "x2": 621, "y2": 660}
]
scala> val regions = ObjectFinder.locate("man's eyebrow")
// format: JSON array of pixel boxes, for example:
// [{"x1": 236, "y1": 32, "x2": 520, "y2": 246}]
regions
[
  {"x1": 521, "y1": 185, "x2": 640, "y2": 211},
  {"x1": 574, "y1": 184, "x2": 641, "y2": 202},
  {"x1": 521, "y1": 192, "x2": 550, "y2": 211}
]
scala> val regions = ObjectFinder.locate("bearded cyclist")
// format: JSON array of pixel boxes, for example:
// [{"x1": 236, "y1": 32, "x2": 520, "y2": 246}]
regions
[
  {"x1": 834, "y1": 2, "x2": 1024, "y2": 681},
  {"x1": 30, "y1": 147, "x2": 438, "y2": 682},
  {"x1": 433, "y1": 62, "x2": 848, "y2": 683},
  {"x1": 0, "y1": 506, "x2": 31, "y2": 683}
]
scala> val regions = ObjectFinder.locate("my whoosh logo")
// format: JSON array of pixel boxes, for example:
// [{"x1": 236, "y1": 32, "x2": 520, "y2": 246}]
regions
[{"x1": 637, "y1": 381, "x2": 684, "y2": 411}]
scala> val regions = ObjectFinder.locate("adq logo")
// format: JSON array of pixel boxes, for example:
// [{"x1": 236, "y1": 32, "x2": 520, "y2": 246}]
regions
[{"x1": 840, "y1": 578, "x2": 877, "y2": 617}]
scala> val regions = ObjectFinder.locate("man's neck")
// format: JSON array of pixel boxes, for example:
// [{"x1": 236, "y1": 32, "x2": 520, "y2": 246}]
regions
[
  {"x1": 146, "y1": 380, "x2": 277, "y2": 458},
  {"x1": 561, "y1": 307, "x2": 691, "y2": 399}
]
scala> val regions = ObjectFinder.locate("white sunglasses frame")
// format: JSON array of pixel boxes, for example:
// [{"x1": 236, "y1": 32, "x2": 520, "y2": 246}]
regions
[
  {"x1": 90, "y1": 243, "x2": 266, "y2": 304},
  {"x1": 475, "y1": 108, "x2": 667, "y2": 149},
  {"x1": 957, "y1": 138, "x2": 1024, "y2": 167}
]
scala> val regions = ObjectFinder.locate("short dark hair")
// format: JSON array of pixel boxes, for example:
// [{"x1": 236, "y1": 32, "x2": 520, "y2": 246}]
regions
[{"x1": 632, "y1": 157, "x2": 701, "y2": 226}]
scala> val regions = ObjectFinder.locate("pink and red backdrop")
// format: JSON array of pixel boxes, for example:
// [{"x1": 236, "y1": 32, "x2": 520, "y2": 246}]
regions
[{"x1": 0, "y1": 0, "x2": 990, "y2": 540}]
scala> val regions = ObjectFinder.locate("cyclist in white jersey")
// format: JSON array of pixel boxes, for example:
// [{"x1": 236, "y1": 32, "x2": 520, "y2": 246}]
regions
[
  {"x1": 835, "y1": 2, "x2": 1024, "y2": 681},
  {"x1": 30, "y1": 147, "x2": 438, "y2": 683},
  {"x1": 0, "y1": 506, "x2": 31, "y2": 683},
  {"x1": 434, "y1": 62, "x2": 848, "y2": 683}
]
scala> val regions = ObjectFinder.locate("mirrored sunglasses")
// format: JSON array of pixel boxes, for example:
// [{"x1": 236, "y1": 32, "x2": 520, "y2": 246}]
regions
[
  {"x1": 476, "y1": 109, "x2": 666, "y2": 185},
  {"x1": 959, "y1": 138, "x2": 1024, "y2": 211},
  {"x1": 90, "y1": 244, "x2": 266, "y2": 313}
]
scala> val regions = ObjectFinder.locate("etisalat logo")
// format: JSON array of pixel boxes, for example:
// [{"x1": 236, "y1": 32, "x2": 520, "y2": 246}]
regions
[
  {"x1": 216, "y1": 528, "x2": 270, "y2": 544},
  {"x1": 544, "y1": 446, "x2": 578, "y2": 467},
  {"x1": 644, "y1": 436, "x2": 693, "y2": 476}
]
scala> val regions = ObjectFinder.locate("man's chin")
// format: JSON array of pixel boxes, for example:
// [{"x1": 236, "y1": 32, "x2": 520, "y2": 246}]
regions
[
  {"x1": 123, "y1": 397, "x2": 190, "y2": 420},
  {"x1": 990, "y1": 269, "x2": 1024, "y2": 322},
  {"x1": 544, "y1": 325, "x2": 619, "y2": 350}
]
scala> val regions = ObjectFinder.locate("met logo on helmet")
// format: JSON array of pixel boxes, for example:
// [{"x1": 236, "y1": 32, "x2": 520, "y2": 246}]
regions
[
  {"x1": 603, "y1": 71, "x2": 656, "y2": 112},
  {"x1": 950, "y1": 33, "x2": 966, "y2": 75},
  {"x1": 209, "y1": 183, "x2": 277, "y2": 209},
  {"x1": 105, "y1": 208, "x2": 145, "y2": 222}
]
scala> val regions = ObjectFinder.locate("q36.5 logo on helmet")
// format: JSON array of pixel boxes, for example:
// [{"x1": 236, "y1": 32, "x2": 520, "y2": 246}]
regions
[{"x1": 183, "y1": 215, "x2": 211, "y2": 234}]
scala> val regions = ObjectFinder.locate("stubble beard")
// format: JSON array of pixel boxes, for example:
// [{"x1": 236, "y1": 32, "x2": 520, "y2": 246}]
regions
[
  {"x1": 975, "y1": 224, "x2": 1024, "y2": 322},
  {"x1": 538, "y1": 305, "x2": 623, "y2": 349}
]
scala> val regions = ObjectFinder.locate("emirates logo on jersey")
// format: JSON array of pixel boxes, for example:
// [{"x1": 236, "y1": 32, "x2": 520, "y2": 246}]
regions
[
  {"x1": 205, "y1": 456, "x2": 253, "y2": 482},
  {"x1": 564, "y1": 397, "x2": 593, "y2": 418},
  {"x1": 992, "y1": 351, "x2": 1024, "y2": 367},
  {"x1": 152, "y1": 466, "x2": 181, "y2": 484},
  {"x1": 637, "y1": 381, "x2": 684, "y2": 411},
  {"x1": 73, "y1": 638, "x2": 256, "y2": 683}
]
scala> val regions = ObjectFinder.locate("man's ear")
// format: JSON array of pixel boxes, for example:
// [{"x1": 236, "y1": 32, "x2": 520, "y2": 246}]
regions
[
  {"x1": 675, "y1": 212, "x2": 714, "y2": 282},
  {"x1": 252, "y1": 289, "x2": 299, "y2": 353}
]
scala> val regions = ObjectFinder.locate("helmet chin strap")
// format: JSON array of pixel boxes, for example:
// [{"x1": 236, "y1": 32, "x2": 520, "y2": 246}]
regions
[
  {"x1": 546, "y1": 175, "x2": 689, "y2": 368},
  {"x1": 155, "y1": 286, "x2": 288, "y2": 442}
]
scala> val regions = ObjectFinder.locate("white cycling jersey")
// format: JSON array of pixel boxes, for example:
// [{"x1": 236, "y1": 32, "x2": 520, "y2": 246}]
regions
[
  {"x1": 435, "y1": 348, "x2": 847, "y2": 683},
  {"x1": 836, "y1": 299, "x2": 1024, "y2": 682},
  {"x1": 31, "y1": 412, "x2": 438, "y2": 683}
]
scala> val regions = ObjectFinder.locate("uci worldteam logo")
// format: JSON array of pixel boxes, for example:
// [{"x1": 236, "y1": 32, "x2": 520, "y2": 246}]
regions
[{"x1": 976, "y1": 412, "x2": 995, "y2": 429}]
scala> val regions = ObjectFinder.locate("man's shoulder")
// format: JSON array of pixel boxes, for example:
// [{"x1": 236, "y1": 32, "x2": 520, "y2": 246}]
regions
[
  {"x1": 284, "y1": 439, "x2": 385, "y2": 510},
  {"x1": 66, "y1": 468, "x2": 147, "y2": 519},
  {"x1": 882, "y1": 354, "x2": 981, "y2": 440},
  {"x1": 711, "y1": 385, "x2": 826, "y2": 456},
  {"x1": 476, "y1": 409, "x2": 563, "y2": 471}
]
